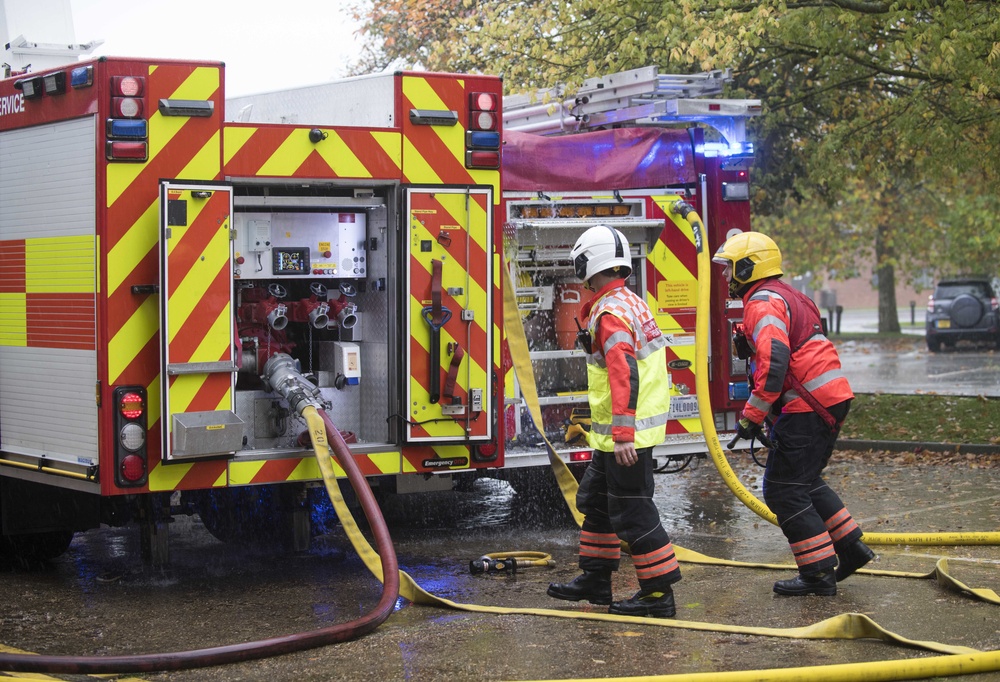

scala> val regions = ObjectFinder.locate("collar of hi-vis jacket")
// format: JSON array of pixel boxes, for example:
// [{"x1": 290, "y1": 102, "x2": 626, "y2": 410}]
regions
[{"x1": 581, "y1": 278, "x2": 627, "y2": 319}]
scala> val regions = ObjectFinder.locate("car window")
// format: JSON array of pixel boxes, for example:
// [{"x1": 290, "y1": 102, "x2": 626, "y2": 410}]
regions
[{"x1": 935, "y1": 283, "x2": 989, "y2": 299}]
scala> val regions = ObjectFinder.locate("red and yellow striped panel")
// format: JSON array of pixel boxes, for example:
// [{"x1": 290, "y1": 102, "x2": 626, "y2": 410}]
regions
[
  {"x1": 103, "y1": 63, "x2": 224, "y2": 494},
  {"x1": 400, "y1": 73, "x2": 500, "y2": 192},
  {"x1": 229, "y1": 451, "x2": 401, "y2": 486},
  {"x1": 0, "y1": 236, "x2": 96, "y2": 350},
  {"x1": 224, "y1": 125, "x2": 402, "y2": 179},
  {"x1": 649, "y1": 196, "x2": 703, "y2": 437},
  {"x1": 162, "y1": 188, "x2": 234, "y2": 452},
  {"x1": 407, "y1": 189, "x2": 492, "y2": 443}
]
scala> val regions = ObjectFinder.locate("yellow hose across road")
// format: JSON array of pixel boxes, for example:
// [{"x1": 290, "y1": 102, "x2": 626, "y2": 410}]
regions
[{"x1": 672, "y1": 200, "x2": 1000, "y2": 547}]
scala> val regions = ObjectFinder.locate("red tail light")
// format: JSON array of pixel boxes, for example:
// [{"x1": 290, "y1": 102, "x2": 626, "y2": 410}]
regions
[
  {"x1": 569, "y1": 450, "x2": 592, "y2": 462},
  {"x1": 114, "y1": 386, "x2": 148, "y2": 488}
]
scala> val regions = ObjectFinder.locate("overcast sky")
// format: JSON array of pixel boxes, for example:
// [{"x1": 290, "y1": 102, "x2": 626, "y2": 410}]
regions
[{"x1": 69, "y1": 0, "x2": 366, "y2": 97}]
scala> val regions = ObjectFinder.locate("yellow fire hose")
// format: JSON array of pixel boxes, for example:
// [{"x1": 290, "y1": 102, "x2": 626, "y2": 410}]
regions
[
  {"x1": 306, "y1": 398, "x2": 992, "y2": 660},
  {"x1": 279, "y1": 268, "x2": 1000, "y2": 682},
  {"x1": 668, "y1": 198, "x2": 1000, "y2": 547}
]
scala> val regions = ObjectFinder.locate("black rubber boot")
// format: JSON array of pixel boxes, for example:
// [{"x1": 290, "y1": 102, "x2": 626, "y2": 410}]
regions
[
  {"x1": 773, "y1": 570, "x2": 837, "y2": 596},
  {"x1": 547, "y1": 570, "x2": 613, "y2": 605},
  {"x1": 835, "y1": 539, "x2": 876, "y2": 582},
  {"x1": 608, "y1": 587, "x2": 676, "y2": 618}
]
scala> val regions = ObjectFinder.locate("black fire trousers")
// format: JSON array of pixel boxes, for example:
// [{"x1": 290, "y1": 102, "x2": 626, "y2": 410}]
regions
[
  {"x1": 763, "y1": 399, "x2": 863, "y2": 574},
  {"x1": 576, "y1": 447, "x2": 681, "y2": 592}
]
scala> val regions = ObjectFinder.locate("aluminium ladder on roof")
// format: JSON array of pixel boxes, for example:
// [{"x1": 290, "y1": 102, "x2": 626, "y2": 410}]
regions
[{"x1": 502, "y1": 65, "x2": 761, "y2": 143}]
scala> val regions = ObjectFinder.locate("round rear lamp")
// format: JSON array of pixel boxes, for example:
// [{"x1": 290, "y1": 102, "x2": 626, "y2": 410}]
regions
[
  {"x1": 120, "y1": 454, "x2": 146, "y2": 482},
  {"x1": 120, "y1": 423, "x2": 145, "y2": 451},
  {"x1": 119, "y1": 392, "x2": 144, "y2": 419}
]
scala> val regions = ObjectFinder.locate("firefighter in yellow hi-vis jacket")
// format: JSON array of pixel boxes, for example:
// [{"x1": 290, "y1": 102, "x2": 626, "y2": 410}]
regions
[{"x1": 547, "y1": 225, "x2": 681, "y2": 618}]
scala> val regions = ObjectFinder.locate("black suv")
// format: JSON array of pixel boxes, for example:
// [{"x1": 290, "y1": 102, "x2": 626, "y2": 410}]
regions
[{"x1": 925, "y1": 277, "x2": 1000, "y2": 352}]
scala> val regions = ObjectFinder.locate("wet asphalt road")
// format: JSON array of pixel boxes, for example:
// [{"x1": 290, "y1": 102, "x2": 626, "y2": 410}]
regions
[
  {"x1": 3, "y1": 331, "x2": 1000, "y2": 680},
  {"x1": 836, "y1": 336, "x2": 1000, "y2": 398},
  {"x1": 2, "y1": 454, "x2": 999, "y2": 681}
]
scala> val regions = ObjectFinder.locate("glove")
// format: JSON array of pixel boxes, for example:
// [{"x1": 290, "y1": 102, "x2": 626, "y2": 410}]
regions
[
  {"x1": 736, "y1": 417, "x2": 756, "y2": 441},
  {"x1": 727, "y1": 417, "x2": 774, "y2": 450}
]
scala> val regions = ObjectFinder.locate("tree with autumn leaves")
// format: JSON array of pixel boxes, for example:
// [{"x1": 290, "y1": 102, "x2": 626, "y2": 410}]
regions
[{"x1": 347, "y1": 0, "x2": 1000, "y2": 332}]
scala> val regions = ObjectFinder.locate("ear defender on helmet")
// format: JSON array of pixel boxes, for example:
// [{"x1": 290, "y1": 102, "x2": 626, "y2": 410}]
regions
[{"x1": 570, "y1": 225, "x2": 632, "y2": 284}]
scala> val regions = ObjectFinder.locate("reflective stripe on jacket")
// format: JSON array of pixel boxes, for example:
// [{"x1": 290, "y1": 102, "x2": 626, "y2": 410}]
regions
[
  {"x1": 741, "y1": 278, "x2": 854, "y2": 424},
  {"x1": 583, "y1": 282, "x2": 670, "y2": 450}
]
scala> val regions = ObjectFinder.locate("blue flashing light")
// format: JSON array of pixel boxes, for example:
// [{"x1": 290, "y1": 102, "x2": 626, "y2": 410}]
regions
[
  {"x1": 106, "y1": 119, "x2": 148, "y2": 139},
  {"x1": 70, "y1": 66, "x2": 93, "y2": 88},
  {"x1": 466, "y1": 130, "x2": 500, "y2": 150},
  {"x1": 697, "y1": 141, "x2": 754, "y2": 158}
]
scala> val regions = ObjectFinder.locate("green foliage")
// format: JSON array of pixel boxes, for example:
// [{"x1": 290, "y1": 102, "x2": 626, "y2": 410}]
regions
[{"x1": 348, "y1": 0, "x2": 1000, "y2": 308}]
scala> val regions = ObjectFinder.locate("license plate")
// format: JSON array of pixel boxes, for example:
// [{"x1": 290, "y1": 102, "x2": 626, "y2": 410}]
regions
[{"x1": 937, "y1": 319, "x2": 951, "y2": 329}]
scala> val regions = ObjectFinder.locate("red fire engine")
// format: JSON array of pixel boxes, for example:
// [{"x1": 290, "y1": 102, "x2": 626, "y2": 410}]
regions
[
  {"x1": 0, "y1": 57, "x2": 504, "y2": 563},
  {"x1": 499, "y1": 67, "x2": 760, "y2": 474}
]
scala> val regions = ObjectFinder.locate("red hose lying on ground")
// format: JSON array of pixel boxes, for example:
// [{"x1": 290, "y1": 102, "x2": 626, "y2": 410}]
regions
[{"x1": 0, "y1": 408, "x2": 400, "y2": 674}]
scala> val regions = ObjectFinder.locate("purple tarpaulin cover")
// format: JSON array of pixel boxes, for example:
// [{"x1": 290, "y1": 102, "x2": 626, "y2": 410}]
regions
[{"x1": 502, "y1": 128, "x2": 695, "y2": 191}]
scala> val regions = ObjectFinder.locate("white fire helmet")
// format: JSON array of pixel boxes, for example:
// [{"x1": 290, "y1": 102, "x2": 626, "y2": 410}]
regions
[{"x1": 569, "y1": 225, "x2": 632, "y2": 283}]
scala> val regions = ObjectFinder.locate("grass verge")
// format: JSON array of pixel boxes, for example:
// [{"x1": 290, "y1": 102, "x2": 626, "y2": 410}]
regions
[{"x1": 841, "y1": 393, "x2": 1000, "y2": 445}]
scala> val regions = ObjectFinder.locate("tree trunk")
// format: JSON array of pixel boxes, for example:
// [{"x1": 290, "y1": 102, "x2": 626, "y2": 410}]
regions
[{"x1": 875, "y1": 222, "x2": 901, "y2": 333}]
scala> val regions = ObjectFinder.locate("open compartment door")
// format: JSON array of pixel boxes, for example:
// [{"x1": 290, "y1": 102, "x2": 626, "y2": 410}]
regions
[
  {"x1": 159, "y1": 182, "x2": 243, "y2": 461},
  {"x1": 405, "y1": 188, "x2": 494, "y2": 444}
]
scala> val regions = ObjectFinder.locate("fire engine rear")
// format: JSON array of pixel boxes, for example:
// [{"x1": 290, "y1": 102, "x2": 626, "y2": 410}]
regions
[
  {"x1": 0, "y1": 58, "x2": 504, "y2": 563},
  {"x1": 500, "y1": 67, "x2": 760, "y2": 477}
]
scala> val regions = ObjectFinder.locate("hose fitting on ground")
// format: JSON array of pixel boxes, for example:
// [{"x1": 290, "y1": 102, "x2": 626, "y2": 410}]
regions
[{"x1": 262, "y1": 353, "x2": 323, "y2": 414}]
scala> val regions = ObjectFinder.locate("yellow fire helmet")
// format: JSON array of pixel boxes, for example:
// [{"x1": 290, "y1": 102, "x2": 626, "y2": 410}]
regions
[{"x1": 712, "y1": 231, "x2": 783, "y2": 298}]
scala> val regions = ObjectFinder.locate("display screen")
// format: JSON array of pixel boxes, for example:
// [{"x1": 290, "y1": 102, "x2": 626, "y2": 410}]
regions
[{"x1": 273, "y1": 247, "x2": 310, "y2": 275}]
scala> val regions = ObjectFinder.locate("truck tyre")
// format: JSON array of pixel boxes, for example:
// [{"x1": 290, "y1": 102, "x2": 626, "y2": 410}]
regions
[{"x1": 1, "y1": 530, "x2": 75, "y2": 568}]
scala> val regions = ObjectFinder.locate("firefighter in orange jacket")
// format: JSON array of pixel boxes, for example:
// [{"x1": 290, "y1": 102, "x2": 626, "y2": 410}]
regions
[
  {"x1": 713, "y1": 232, "x2": 875, "y2": 596},
  {"x1": 547, "y1": 225, "x2": 680, "y2": 618}
]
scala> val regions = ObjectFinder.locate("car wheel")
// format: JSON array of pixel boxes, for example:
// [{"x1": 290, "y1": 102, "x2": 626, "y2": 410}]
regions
[
  {"x1": 949, "y1": 294, "x2": 984, "y2": 327},
  {"x1": 927, "y1": 338, "x2": 942, "y2": 353}
]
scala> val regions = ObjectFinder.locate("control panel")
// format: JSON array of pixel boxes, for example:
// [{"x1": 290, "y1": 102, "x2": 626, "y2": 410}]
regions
[{"x1": 234, "y1": 211, "x2": 367, "y2": 280}]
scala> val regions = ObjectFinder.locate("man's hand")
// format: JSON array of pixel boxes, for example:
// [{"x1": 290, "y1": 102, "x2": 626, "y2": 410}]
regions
[
  {"x1": 735, "y1": 417, "x2": 756, "y2": 442},
  {"x1": 613, "y1": 441, "x2": 639, "y2": 467},
  {"x1": 726, "y1": 417, "x2": 774, "y2": 450}
]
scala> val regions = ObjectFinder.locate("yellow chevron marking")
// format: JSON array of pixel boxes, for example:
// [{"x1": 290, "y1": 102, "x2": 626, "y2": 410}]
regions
[
  {"x1": 372, "y1": 131, "x2": 402, "y2": 170},
  {"x1": 402, "y1": 76, "x2": 465, "y2": 168},
  {"x1": 107, "y1": 66, "x2": 220, "y2": 207},
  {"x1": 107, "y1": 202, "x2": 157, "y2": 297},
  {"x1": 223, "y1": 125, "x2": 256, "y2": 165},
  {"x1": 148, "y1": 460, "x2": 194, "y2": 491},
  {"x1": 288, "y1": 458, "x2": 320, "y2": 480},
  {"x1": 213, "y1": 470, "x2": 228, "y2": 487},
  {"x1": 0, "y1": 293, "x2": 27, "y2": 346},
  {"x1": 166, "y1": 221, "x2": 226, "y2": 345},
  {"x1": 176, "y1": 130, "x2": 221, "y2": 180},
  {"x1": 147, "y1": 374, "x2": 161, "y2": 427},
  {"x1": 371, "y1": 452, "x2": 402, "y2": 474},
  {"x1": 228, "y1": 460, "x2": 265, "y2": 485},
  {"x1": 167, "y1": 374, "x2": 208, "y2": 414},
  {"x1": 402, "y1": 458, "x2": 417, "y2": 473},
  {"x1": 108, "y1": 294, "x2": 158, "y2": 383},
  {"x1": 256, "y1": 133, "x2": 313, "y2": 176},
  {"x1": 315, "y1": 131, "x2": 373, "y2": 178},
  {"x1": 24, "y1": 236, "x2": 95, "y2": 294},
  {"x1": 186, "y1": 294, "x2": 232, "y2": 365},
  {"x1": 401, "y1": 136, "x2": 441, "y2": 184}
]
